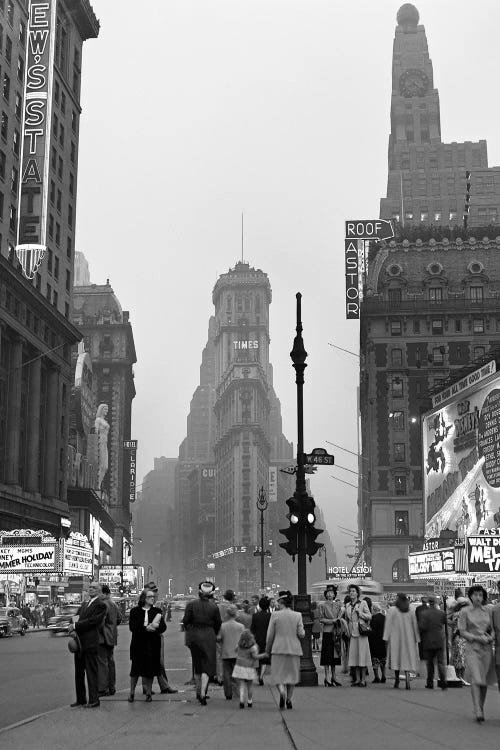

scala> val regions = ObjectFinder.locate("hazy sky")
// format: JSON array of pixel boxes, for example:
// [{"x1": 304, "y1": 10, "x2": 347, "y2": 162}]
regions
[{"x1": 75, "y1": 1, "x2": 500, "y2": 560}]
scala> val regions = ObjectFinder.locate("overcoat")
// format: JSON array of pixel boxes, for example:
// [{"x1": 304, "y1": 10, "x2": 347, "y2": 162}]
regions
[
  {"x1": 383, "y1": 605, "x2": 420, "y2": 672},
  {"x1": 129, "y1": 605, "x2": 166, "y2": 678}
]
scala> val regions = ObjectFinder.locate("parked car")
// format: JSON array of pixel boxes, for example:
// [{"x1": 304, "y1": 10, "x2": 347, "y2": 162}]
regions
[
  {"x1": 47, "y1": 605, "x2": 80, "y2": 636},
  {"x1": 0, "y1": 606, "x2": 27, "y2": 636}
]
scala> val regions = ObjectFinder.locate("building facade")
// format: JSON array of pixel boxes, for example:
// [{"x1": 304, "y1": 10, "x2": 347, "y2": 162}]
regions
[
  {"x1": 0, "y1": 0, "x2": 98, "y2": 537},
  {"x1": 71, "y1": 278, "x2": 137, "y2": 565},
  {"x1": 359, "y1": 5, "x2": 500, "y2": 584}
]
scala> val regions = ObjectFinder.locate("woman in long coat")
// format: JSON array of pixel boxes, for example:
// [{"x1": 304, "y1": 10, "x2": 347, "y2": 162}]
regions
[
  {"x1": 343, "y1": 584, "x2": 372, "y2": 687},
  {"x1": 458, "y1": 585, "x2": 495, "y2": 722},
  {"x1": 383, "y1": 593, "x2": 420, "y2": 690},
  {"x1": 265, "y1": 590, "x2": 305, "y2": 709},
  {"x1": 368, "y1": 602, "x2": 387, "y2": 683},
  {"x1": 182, "y1": 581, "x2": 222, "y2": 705},
  {"x1": 250, "y1": 597, "x2": 271, "y2": 685},
  {"x1": 318, "y1": 585, "x2": 343, "y2": 686},
  {"x1": 129, "y1": 589, "x2": 166, "y2": 701}
]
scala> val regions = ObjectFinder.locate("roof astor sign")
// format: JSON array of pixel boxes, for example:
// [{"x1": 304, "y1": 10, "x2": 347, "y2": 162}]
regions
[{"x1": 345, "y1": 220, "x2": 394, "y2": 241}]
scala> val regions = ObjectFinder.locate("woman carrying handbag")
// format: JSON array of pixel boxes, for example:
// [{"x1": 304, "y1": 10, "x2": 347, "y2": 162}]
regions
[{"x1": 342, "y1": 584, "x2": 372, "y2": 687}]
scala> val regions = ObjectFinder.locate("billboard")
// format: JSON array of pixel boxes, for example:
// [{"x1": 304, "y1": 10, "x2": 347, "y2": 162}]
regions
[
  {"x1": 423, "y1": 367, "x2": 500, "y2": 539},
  {"x1": 98, "y1": 564, "x2": 143, "y2": 594},
  {"x1": 408, "y1": 548, "x2": 455, "y2": 577},
  {"x1": 16, "y1": 0, "x2": 57, "y2": 279},
  {"x1": 466, "y1": 530, "x2": 500, "y2": 573},
  {"x1": 0, "y1": 545, "x2": 57, "y2": 573},
  {"x1": 123, "y1": 440, "x2": 138, "y2": 503},
  {"x1": 61, "y1": 535, "x2": 93, "y2": 575}
]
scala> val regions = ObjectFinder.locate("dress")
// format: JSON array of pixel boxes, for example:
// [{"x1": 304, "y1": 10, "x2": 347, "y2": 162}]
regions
[
  {"x1": 266, "y1": 608, "x2": 305, "y2": 685},
  {"x1": 232, "y1": 644, "x2": 259, "y2": 681},
  {"x1": 451, "y1": 611, "x2": 466, "y2": 673},
  {"x1": 344, "y1": 599, "x2": 372, "y2": 668},
  {"x1": 458, "y1": 605, "x2": 496, "y2": 686},
  {"x1": 129, "y1": 606, "x2": 166, "y2": 678},
  {"x1": 182, "y1": 597, "x2": 222, "y2": 677},
  {"x1": 383, "y1": 605, "x2": 419, "y2": 672},
  {"x1": 318, "y1": 599, "x2": 342, "y2": 666}
]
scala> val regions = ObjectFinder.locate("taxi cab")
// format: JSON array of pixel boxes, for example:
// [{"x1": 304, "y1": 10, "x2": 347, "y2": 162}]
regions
[{"x1": 0, "y1": 606, "x2": 26, "y2": 636}]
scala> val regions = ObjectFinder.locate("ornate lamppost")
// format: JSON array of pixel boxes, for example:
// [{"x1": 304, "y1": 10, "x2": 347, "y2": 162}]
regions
[{"x1": 256, "y1": 486, "x2": 268, "y2": 591}]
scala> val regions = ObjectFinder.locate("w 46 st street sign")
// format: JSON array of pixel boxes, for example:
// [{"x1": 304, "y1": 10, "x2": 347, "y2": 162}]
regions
[
  {"x1": 304, "y1": 448, "x2": 335, "y2": 466},
  {"x1": 345, "y1": 219, "x2": 394, "y2": 320}
]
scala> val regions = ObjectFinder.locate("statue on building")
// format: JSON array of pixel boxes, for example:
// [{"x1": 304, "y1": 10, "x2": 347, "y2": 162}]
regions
[{"x1": 95, "y1": 403, "x2": 110, "y2": 490}]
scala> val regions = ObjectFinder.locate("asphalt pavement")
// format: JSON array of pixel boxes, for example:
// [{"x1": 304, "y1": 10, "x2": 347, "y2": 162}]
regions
[{"x1": 2, "y1": 621, "x2": 500, "y2": 749}]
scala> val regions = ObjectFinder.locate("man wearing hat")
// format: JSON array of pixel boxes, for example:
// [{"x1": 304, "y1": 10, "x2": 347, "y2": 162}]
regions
[
  {"x1": 143, "y1": 582, "x2": 178, "y2": 694},
  {"x1": 69, "y1": 581, "x2": 107, "y2": 708},
  {"x1": 182, "y1": 581, "x2": 222, "y2": 705},
  {"x1": 418, "y1": 594, "x2": 447, "y2": 690}
]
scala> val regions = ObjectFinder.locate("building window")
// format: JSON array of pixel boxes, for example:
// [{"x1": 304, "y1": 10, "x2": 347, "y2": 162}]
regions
[
  {"x1": 48, "y1": 214, "x2": 54, "y2": 238},
  {"x1": 53, "y1": 114, "x2": 58, "y2": 138},
  {"x1": 413, "y1": 320, "x2": 420, "y2": 334},
  {"x1": 54, "y1": 256, "x2": 59, "y2": 279},
  {"x1": 0, "y1": 190, "x2": 3, "y2": 219},
  {"x1": 2, "y1": 72, "x2": 9, "y2": 101},
  {"x1": 19, "y1": 20, "x2": 26, "y2": 46},
  {"x1": 391, "y1": 348, "x2": 403, "y2": 367},
  {"x1": 16, "y1": 55, "x2": 23, "y2": 82},
  {"x1": 65, "y1": 269, "x2": 70, "y2": 291},
  {"x1": 434, "y1": 210, "x2": 441, "y2": 222},
  {"x1": 0, "y1": 112, "x2": 7, "y2": 140},
  {"x1": 429, "y1": 287, "x2": 442, "y2": 302},
  {"x1": 66, "y1": 236, "x2": 72, "y2": 259},
  {"x1": 55, "y1": 222, "x2": 60, "y2": 245},
  {"x1": 420, "y1": 211, "x2": 428, "y2": 222},
  {"x1": 51, "y1": 145, "x2": 56, "y2": 168},
  {"x1": 474, "y1": 346, "x2": 486, "y2": 360},
  {"x1": 391, "y1": 411, "x2": 405, "y2": 430},
  {"x1": 12, "y1": 128, "x2": 19, "y2": 154},
  {"x1": 68, "y1": 204, "x2": 73, "y2": 228},
  {"x1": 394, "y1": 443, "x2": 406, "y2": 462},
  {"x1": 58, "y1": 156, "x2": 63, "y2": 179},
  {"x1": 392, "y1": 558, "x2": 410, "y2": 582},
  {"x1": 50, "y1": 180, "x2": 55, "y2": 203},
  {"x1": 14, "y1": 91, "x2": 21, "y2": 118},
  {"x1": 47, "y1": 248, "x2": 53, "y2": 272},
  {"x1": 390, "y1": 320, "x2": 402, "y2": 336},
  {"x1": 388, "y1": 288, "x2": 402, "y2": 304},
  {"x1": 71, "y1": 110, "x2": 77, "y2": 133},
  {"x1": 69, "y1": 172, "x2": 74, "y2": 196},
  {"x1": 0, "y1": 149, "x2": 5, "y2": 179},
  {"x1": 10, "y1": 165, "x2": 17, "y2": 193},
  {"x1": 449, "y1": 210, "x2": 457, "y2": 222},
  {"x1": 56, "y1": 189, "x2": 61, "y2": 212},
  {"x1": 70, "y1": 141, "x2": 76, "y2": 164},
  {"x1": 392, "y1": 377, "x2": 403, "y2": 398},
  {"x1": 431, "y1": 319, "x2": 443, "y2": 335},
  {"x1": 395, "y1": 475, "x2": 407, "y2": 496},
  {"x1": 473, "y1": 319, "x2": 484, "y2": 334},
  {"x1": 395, "y1": 511, "x2": 409, "y2": 536},
  {"x1": 432, "y1": 346, "x2": 444, "y2": 365},
  {"x1": 46, "y1": 283, "x2": 51, "y2": 302},
  {"x1": 59, "y1": 123, "x2": 64, "y2": 146},
  {"x1": 5, "y1": 35, "x2": 11, "y2": 64},
  {"x1": 8, "y1": 203, "x2": 15, "y2": 231},
  {"x1": 470, "y1": 286, "x2": 483, "y2": 302},
  {"x1": 7, "y1": 1, "x2": 14, "y2": 26},
  {"x1": 455, "y1": 319, "x2": 462, "y2": 332},
  {"x1": 61, "y1": 91, "x2": 66, "y2": 114}
]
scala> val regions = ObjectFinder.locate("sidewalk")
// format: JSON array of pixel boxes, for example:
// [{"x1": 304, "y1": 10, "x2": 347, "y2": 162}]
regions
[{"x1": 2, "y1": 677, "x2": 500, "y2": 750}]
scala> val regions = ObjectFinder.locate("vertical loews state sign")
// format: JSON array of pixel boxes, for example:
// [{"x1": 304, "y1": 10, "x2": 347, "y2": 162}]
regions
[{"x1": 16, "y1": 0, "x2": 57, "y2": 280}]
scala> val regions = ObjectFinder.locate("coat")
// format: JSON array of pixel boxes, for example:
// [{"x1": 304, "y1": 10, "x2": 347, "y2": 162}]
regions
[
  {"x1": 383, "y1": 605, "x2": 420, "y2": 672},
  {"x1": 100, "y1": 595, "x2": 122, "y2": 647},
  {"x1": 219, "y1": 619, "x2": 244, "y2": 659},
  {"x1": 129, "y1": 605, "x2": 166, "y2": 678},
  {"x1": 368, "y1": 612, "x2": 387, "y2": 660},
  {"x1": 74, "y1": 597, "x2": 107, "y2": 651},
  {"x1": 418, "y1": 606, "x2": 446, "y2": 652},
  {"x1": 265, "y1": 608, "x2": 305, "y2": 656},
  {"x1": 251, "y1": 610, "x2": 271, "y2": 651}
]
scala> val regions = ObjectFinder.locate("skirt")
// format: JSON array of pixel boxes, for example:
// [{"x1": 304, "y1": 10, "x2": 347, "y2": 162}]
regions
[
  {"x1": 232, "y1": 665, "x2": 257, "y2": 681},
  {"x1": 320, "y1": 632, "x2": 341, "y2": 666},
  {"x1": 348, "y1": 635, "x2": 371, "y2": 668},
  {"x1": 271, "y1": 654, "x2": 300, "y2": 685},
  {"x1": 464, "y1": 643, "x2": 496, "y2": 686}
]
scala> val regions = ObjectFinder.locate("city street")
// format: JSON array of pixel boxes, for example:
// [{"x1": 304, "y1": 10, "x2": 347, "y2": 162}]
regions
[{"x1": 1, "y1": 619, "x2": 500, "y2": 749}]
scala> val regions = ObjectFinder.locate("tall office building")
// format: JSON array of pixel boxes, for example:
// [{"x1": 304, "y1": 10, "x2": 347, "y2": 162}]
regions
[
  {"x1": 358, "y1": 5, "x2": 500, "y2": 583},
  {"x1": 0, "y1": 1, "x2": 99, "y2": 535}
]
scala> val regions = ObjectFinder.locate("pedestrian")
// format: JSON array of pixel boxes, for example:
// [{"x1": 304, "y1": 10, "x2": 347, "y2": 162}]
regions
[
  {"x1": 268, "y1": 597, "x2": 277, "y2": 613},
  {"x1": 218, "y1": 604, "x2": 244, "y2": 699},
  {"x1": 216, "y1": 589, "x2": 236, "y2": 685},
  {"x1": 340, "y1": 594, "x2": 351, "y2": 673},
  {"x1": 368, "y1": 602, "x2": 387, "y2": 683},
  {"x1": 418, "y1": 594, "x2": 447, "y2": 690},
  {"x1": 248, "y1": 594, "x2": 260, "y2": 615},
  {"x1": 318, "y1": 584, "x2": 343, "y2": 686},
  {"x1": 251, "y1": 596, "x2": 272, "y2": 684},
  {"x1": 128, "y1": 588, "x2": 166, "y2": 702},
  {"x1": 311, "y1": 601, "x2": 321, "y2": 653},
  {"x1": 383, "y1": 593, "x2": 420, "y2": 690},
  {"x1": 182, "y1": 581, "x2": 222, "y2": 705},
  {"x1": 265, "y1": 589, "x2": 305, "y2": 710},
  {"x1": 236, "y1": 600, "x2": 253, "y2": 628},
  {"x1": 68, "y1": 581, "x2": 107, "y2": 708},
  {"x1": 97, "y1": 584, "x2": 122, "y2": 697},
  {"x1": 458, "y1": 585, "x2": 496, "y2": 722},
  {"x1": 143, "y1": 583, "x2": 178, "y2": 695},
  {"x1": 233, "y1": 629, "x2": 261, "y2": 708},
  {"x1": 343, "y1": 584, "x2": 372, "y2": 687},
  {"x1": 166, "y1": 602, "x2": 172, "y2": 622},
  {"x1": 492, "y1": 581, "x2": 500, "y2": 690},
  {"x1": 415, "y1": 596, "x2": 429, "y2": 662},
  {"x1": 449, "y1": 596, "x2": 469, "y2": 684}
]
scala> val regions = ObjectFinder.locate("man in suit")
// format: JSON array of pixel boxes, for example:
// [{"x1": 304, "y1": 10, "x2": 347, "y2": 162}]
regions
[
  {"x1": 97, "y1": 584, "x2": 122, "y2": 696},
  {"x1": 69, "y1": 581, "x2": 107, "y2": 708},
  {"x1": 418, "y1": 595, "x2": 447, "y2": 690}
]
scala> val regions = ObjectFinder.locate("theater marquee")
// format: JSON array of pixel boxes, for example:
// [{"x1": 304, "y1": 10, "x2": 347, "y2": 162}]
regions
[{"x1": 16, "y1": 0, "x2": 57, "y2": 279}]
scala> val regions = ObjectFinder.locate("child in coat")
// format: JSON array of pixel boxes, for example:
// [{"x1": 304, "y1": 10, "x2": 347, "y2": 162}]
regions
[{"x1": 232, "y1": 629, "x2": 261, "y2": 708}]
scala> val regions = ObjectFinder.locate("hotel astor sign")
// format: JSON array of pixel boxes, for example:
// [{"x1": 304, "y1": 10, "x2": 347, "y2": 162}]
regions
[{"x1": 16, "y1": 0, "x2": 57, "y2": 280}]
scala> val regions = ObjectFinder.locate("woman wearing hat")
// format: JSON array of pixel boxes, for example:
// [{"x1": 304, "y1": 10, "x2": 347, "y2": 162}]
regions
[
  {"x1": 128, "y1": 588, "x2": 167, "y2": 702},
  {"x1": 343, "y1": 584, "x2": 372, "y2": 687},
  {"x1": 182, "y1": 581, "x2": 222, "y2": 705},
  {"x1": 458, "y1": 585, "x2": 495, "y2": 722},
  {"x1": 265, "y1": 590, "x2": 305, "y2": 709},
  {"x1": 318, "y1": 585, "x2": 343, "y2": 686}
]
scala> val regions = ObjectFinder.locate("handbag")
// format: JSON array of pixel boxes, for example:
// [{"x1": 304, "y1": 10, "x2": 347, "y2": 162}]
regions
[{"x1": 358, "y1": 619, "x2": 371, "y2": 636}]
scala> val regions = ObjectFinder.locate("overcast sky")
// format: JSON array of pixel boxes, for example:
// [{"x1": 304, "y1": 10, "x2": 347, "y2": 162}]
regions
[{"x1": 75, "y1": 0, "x2": 500, "y2": 561}]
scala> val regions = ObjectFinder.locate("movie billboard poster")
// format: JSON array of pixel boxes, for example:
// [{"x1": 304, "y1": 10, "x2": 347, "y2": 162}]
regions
[{"x1": 423, "y1": 365, "x2": 500, "y2": 539}]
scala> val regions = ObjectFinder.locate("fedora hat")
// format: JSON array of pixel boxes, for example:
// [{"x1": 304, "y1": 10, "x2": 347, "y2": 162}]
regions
[{"x1": 67, "y1": 632, "x2": 82, "y2": 655}]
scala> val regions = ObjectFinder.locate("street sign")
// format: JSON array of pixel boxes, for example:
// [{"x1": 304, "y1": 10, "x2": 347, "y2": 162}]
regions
[
  {"x1": 304, "y1": 448, "x2": 335, "y2": 466},
  {"x1": 279, "y1": 465, "x2": 317, "y2": 474},
  {"x1": 253, "y1": 548, "x2": 272, "y2": 557},
  {"x1": 345, "y1": 220, "x2": 394, "y2": 241}
]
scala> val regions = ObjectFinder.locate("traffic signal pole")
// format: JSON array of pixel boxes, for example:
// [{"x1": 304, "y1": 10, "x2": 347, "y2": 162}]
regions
[{"x1": 290, "y1": 293, "x2": 318, "y2": 686}]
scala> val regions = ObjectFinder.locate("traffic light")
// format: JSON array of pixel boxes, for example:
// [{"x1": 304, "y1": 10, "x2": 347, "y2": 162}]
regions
[
  {"x1": 303, "y1": 496, "x2": 324, "y2": 561},
  {"x1": 279, "y1": 496, "x2": 300, "y2": 559}
]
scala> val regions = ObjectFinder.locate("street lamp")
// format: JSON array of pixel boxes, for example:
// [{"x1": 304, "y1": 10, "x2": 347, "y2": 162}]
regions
[{"x1": 256, "y1": 486, "x2": 268, "y2": 591}]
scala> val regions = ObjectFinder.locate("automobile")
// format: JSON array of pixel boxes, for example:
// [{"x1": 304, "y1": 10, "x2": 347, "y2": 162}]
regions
[
  {"x1": 47, "y1": 605, "x2": 80, "y2": 636},
  {"x1": 0, "y1": 606, "x2": 27, "y2": 636},
  {"x1": 172, "y1": 596, "x2": 196, "y2": 612}
]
